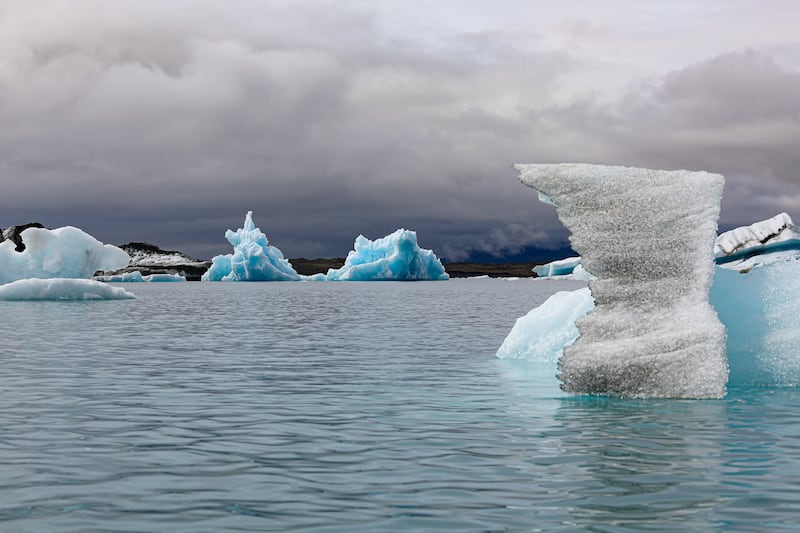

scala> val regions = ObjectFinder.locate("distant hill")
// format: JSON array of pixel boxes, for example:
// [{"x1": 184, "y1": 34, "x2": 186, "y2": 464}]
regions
[{"x1": 109, "y1": 242, "x2": 212, "y2": 281}]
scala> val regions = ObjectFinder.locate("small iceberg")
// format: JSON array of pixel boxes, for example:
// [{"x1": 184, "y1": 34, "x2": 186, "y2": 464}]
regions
[
  {"x1": 320, "y1": 229, "x2": 448, "y2": 281},
  {"x1": 202, "y1": 212, "x2": 301, "y2": 281},
  {"x1": 0, "y1": 278, "x2": 136, "y2": 301},
  {"x1": 533, "y1": 257, "x2": 595, "y2": 281},
  {"x1": 496, "y1": 287, "x2": 594, "y2": 362},
  {"x1": 96, "y1": 271, "x2": 186, "y2": 282}
]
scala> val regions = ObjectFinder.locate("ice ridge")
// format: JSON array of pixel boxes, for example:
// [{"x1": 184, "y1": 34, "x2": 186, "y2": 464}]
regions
[{"x1": 513, "y1": 163, "x2": 728, "y2": 398}]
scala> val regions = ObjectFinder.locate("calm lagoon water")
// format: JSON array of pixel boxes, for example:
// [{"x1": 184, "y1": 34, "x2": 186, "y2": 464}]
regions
[{"x1": 1, "y1": 278, "x2": 799, "y2": 531}]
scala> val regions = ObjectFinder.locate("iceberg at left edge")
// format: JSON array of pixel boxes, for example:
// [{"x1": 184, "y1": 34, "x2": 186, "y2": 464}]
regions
[
  {"x1": 202, "y1": 211, "x2": 302, "y2": 281},
  {"x1": 0, "y1": 278, "x2": 136, "y2": 300},
  {"x1": 319, "y1": 229, "x2": 449, "y2": 281},
  {"x1": 0, "y1": 225, "x2": 130, "y2": 284}
]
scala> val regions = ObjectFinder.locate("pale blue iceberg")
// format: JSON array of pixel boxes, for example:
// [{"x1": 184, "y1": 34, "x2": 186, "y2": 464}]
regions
[
  {"x1": 0, "y1": 225, "x2": 129, "y2": 284},
  {"x1": 320, "y1": 229, "x2": 448, "y2": 281},
  {"x1": 533, "y1": 257, "x2": 595, "y2": 281},
  {"x1": 496, "y1": 287, "x2": 593, "y2": 362},
  {"x1": 202, "y1": 212, "x2": 301, "y2": 281},
  {"x1": 96, "y1": 272, "x2": 186, "y2": 282},
  {"x1": 512, "y1": 163, "x2": 727, "y2": 398},
  {"x1": 0, "y1": 278, "x2": 136, "y2": 300}
]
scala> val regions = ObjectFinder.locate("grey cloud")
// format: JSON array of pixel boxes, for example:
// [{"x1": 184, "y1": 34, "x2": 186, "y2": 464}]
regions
[{"x1": 1, "y1": 3, "x2": 798, "y2": 261}]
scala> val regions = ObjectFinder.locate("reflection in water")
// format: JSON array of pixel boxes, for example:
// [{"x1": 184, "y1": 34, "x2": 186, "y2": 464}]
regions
[{"x1": 550, "y1": 397, "x2": 727, "y2": 531}]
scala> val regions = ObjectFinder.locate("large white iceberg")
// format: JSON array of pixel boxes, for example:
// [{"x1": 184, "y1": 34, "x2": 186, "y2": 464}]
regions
[
  {"x1": 512, "y1": 163, "x2": 728, "y2": 398},
  {"x1": 0, "y1": 225, "x2": 130, "y2": 284},
  {"x1": 320, "y1": 229, "x2": 449, "y2": 281},
  {"x1": 202, "y1": 212, "x2": 302, "y2": 281},
  {"x1": 0, "y1": 278, "x2": 135, "y2": 300}
]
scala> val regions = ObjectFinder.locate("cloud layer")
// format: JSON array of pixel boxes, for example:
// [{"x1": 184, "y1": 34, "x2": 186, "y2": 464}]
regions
[{"x1": 1, "y1": 1, "x2": 798, "y2": 260}]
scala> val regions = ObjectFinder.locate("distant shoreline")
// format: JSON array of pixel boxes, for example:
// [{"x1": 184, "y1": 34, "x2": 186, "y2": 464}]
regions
[{"x1": 290, "y1": 258, "x2": 539, "y2": 278}]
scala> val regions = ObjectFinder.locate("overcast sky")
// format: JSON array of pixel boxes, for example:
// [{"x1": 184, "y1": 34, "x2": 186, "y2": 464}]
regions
[{"x1": 1, "y1": 1, "x2": 799, "y2": 261}]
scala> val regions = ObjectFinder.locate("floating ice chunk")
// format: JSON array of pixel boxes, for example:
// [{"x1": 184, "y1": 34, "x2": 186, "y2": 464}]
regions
[
  {"x1": 711, "y1": 263, "x2": 800, "y2": 386},
  {"x1": 533, "y1": 257, "x2": 596, "y2": 281},
  {"x1": 496, "y1": 287, "x2": 594, "y2": 362},
  {"x1": 0, "y1": 278, "x2": 136, "y2": 300},
  {"x1": 533, "y1": 257, "x2": 581, "y2": 277},
  {"x1": 514, "y1": 163, "x2": 727, "y2": 398},
  {"x1": 715, "y1": 213, "x2": 800, "y2": 272},
  {"x1": 95, "y1": 272, "x2": 186, "y2": 282},
  {"x1": 0, "y1": 226, "x2": 129, "y2": 284},
  {"x1": 322, "y1": 229, "x2": 448, "y2": 281},
  {"x1": 202, "y1": 212, "x2": 301, "y2": 281}
]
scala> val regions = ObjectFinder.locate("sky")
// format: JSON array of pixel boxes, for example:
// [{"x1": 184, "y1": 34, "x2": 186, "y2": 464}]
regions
[{"x1": 1, "y1": 0, "x2": 799, "y2": 262}]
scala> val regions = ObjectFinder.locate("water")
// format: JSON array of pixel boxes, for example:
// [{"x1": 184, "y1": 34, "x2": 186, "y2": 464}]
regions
[{"x1": 1, "y1": 279, "x2": 799, "y2": 531}]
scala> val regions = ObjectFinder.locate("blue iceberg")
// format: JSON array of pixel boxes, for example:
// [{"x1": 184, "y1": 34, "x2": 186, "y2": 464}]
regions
[
  {"x1": 533, "y1": 257, "x2": 595, "y2": 281},
  {"x1": 321, "y1": 229, "x2": 448, "y2": 281},
  {"x1": 202, "y1": 212, "x2": 301, "y2": 281}
]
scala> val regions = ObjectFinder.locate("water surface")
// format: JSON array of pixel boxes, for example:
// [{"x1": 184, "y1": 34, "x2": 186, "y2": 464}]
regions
[{"x1": 1, "y1": 279, "x2": 798, "y2": 531}]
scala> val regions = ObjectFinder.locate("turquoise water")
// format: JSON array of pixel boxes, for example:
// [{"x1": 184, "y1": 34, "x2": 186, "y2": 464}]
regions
[{"x1": 1, "y1": 279, "x2": 799, "y2": 531}]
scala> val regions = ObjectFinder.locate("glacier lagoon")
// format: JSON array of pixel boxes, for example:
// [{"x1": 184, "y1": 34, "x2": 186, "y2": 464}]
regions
[{"x1": 2, "y1": 279, "x2": 800, "y2": 531}]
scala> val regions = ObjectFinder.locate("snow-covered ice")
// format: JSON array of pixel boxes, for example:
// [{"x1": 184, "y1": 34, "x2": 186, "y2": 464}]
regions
[
  {"x1": 202, "y1": 212, "x2": 301, "y2": 281},
  {"x1": 0, "y1": 225, "x2": 129, "y2": 284},
  {"x1": 513, "y1": 163, "x2": 727, "y2": 398},
  {"x1": 715, "y1": 213, "x2": 800, "y2": 272},
  {"x1": 319, "y1": 229, "x2": 448, "y2": 281},
  {"x1": 0, "y1": 278, "x2": 136, "y2": 300}
]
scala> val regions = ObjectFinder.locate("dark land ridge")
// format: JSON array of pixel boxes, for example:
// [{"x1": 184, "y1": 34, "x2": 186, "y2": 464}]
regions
[{"x1": 119, "y1": 243, "x2": 543, "y2": 279}]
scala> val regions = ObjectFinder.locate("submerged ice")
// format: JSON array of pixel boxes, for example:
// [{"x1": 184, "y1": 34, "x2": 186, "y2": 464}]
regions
[
  {"x1": 202, "y1": 212, "x2": 301, "y2": 282},
  {"x1": 512, "y1": 163, "x2": 727, "y2": 398},
  {"x1": 320, "y1": 229, "x2": 448, "y2": 281},
  {"x1": 0, "y1": 225, "x2": 129, "y2": 284}
]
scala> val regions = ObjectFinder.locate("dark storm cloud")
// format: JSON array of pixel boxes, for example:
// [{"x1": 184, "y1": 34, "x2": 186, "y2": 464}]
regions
[{"x1": 1, "y1": 2, "x2": 799, "y2": 261}]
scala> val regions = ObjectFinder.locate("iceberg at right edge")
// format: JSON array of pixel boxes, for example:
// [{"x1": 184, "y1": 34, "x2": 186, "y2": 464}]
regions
[{"x1": 513, "y1": 163, "x2": 727, "y2": 398}]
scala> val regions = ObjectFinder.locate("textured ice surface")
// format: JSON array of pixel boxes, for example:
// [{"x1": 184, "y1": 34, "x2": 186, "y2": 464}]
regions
[
  {"x1": 711, "y1": 263, "x2": 800, "y2": 386},
  {"x1": 496, "y1": 288, "x2": 594, "y2": 362},
  {"x1": 202, "y1": 212, "x2": 301, "y2": 281},
  {"x1": 0, "y1": 278, "x2": 136, "y2": 300},
  {"x1": 321, "y1": 229, "x2": 448, "y2": 281},
  {"x1": 96, "y1": 272, "x2": 186, "y2": 282},
  {"x1": 0, "y1": 226, "x2": 129, "y2": 284},
  {"x1": 514, "y1": 163, "x2": 727, "y2": 398},
  {"x1": 715, "y1": 213, "x2": 800, "y2": 272}
]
